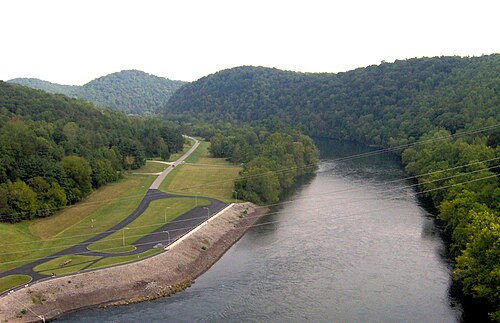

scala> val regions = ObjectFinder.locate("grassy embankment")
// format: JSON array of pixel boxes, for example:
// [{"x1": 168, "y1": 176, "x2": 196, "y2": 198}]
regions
[
  {"x1": 159, "y1": 141, "x2": 242, "y2": 202},
  {"x1": 132, "y1": 161, "x2": 168, "y2": 174}
]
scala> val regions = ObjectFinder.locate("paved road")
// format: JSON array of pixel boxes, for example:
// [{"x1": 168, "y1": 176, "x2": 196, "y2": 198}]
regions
[
  {"x1": 150, "y1": 136, "x2": 199, "y2": 189},
  {"x1": 0, "y1": 136, "x2": 228, "y2": 289}
]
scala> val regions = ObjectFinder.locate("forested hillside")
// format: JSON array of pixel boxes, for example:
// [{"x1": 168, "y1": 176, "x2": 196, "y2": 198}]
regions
[
  {"x1": 6, "y1": 78, "x2": 76, "y2": 96},
  {"x1": 166, "y1": 55, "x2": 499, "y2": 146},
  {"x1": 0, "y1": 81, "x2": 184, "y2": 223},
  {"x1": 8, "y1": 70, "x2": 185, "y2": 115},
  {"x1": 166, "y1": 55, "x2": 500, "y2": 319}
]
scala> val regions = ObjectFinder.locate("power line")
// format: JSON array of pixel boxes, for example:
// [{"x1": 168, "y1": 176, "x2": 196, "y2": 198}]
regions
[
  {"x1": 1, "y1": 172, "x2": 496, "y2": 264},
  {"x1": 1, "y1": 158, "x2": 497, "y2": 248},
  {"x1": 0, "y1": 123, "x2": 498, "y2": 221}
]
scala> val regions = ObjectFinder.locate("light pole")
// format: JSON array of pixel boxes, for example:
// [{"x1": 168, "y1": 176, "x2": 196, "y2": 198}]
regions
[
  {"x1": 232, "y1": 190, "x2": 238, "y2": 203},
  {"x1": 164, "y1": 206, "x2": 171, "y2": 223},
  {"x1": 164, "y1": 230, "x2": 171, "y2": 245},
  {"x1": 122, "y1": 227, "x2": 129, "y2": 246},
  {"x1": 203, "y1": 207, "x2": 210, "y2": 221}
]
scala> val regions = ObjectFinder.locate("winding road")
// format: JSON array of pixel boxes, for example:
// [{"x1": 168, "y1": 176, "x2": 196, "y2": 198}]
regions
[{"x1": 0, "y1": 136, "x2": 229, "y2": 289}]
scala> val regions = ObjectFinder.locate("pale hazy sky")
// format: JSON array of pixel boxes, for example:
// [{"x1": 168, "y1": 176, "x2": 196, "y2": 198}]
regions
[{"x1": 1, "y1": 0, "x2": 498, "y2": 84}]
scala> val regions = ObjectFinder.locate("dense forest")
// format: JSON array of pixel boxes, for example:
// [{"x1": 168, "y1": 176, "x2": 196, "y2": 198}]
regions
[
  {"x1": 9, "y1": 70, "x2": 185, "y2": 115},
  {"x1": 166, "y1": 55, "x2": 499, "y2": 146},
  {"x1": 206, "y1": 124, "x2": 319, "y2": 204},
  {"x1": 0, "y1": 81, "x2": 184, "y2": 223},
  {"x1": 166, "y1": 55, "x2": 499, "y2": 319}
]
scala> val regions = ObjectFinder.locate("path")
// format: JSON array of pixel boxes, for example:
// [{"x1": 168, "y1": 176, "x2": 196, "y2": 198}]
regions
[
  {"x1": 0, "y1": 136, "x2": 228, "y2": 292},
  {"x1": 150, "y1": 136, "x2": 199, "y2": 189}
]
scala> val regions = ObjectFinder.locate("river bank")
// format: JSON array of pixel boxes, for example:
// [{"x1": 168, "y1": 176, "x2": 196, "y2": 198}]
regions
[{"x1": 0, "y1": 202, "x2": 267, "y2": 322}]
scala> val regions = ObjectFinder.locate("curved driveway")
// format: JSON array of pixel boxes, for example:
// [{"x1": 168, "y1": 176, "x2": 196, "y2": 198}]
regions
[{"x1": 0, "y1": 136, "x2": 228, "y2": 287}]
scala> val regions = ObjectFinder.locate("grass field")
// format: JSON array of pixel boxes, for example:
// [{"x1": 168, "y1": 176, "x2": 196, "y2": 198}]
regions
[
  {"x1": 0, "y1": 138, "x2": 241, "y2": 281},
  {"x1": 133, "y1": 161, "x2": 168, "y2": 173},
  {"x1": 87, "y1": 198, "x2": 209, "y2": 253},
  {"x1": 34, "y1": 255, "x2": 102, "y2": 276},
  {"x1": 0, "y1": 275, "x2": 31, "y2": 293},
  {"x1": 159, "y1": 141, "x2": 241, "y2": 202},
  {"x1": 0, "y1": 174, "x2": 155, "y2": 273},
  {"x1": 88, "y1": 249, "x2": 161, "y2": 269}
]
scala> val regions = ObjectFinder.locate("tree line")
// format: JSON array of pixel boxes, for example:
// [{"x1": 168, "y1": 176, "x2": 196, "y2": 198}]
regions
[
  {"x1": 204, "y1": 123, "x2": 319, "y2": 204},
  {"x1": 165, "y1": 56, "x2": 499, "y2": 319},
  {"x1": 0, "y1": 81, "x2": 184, "y2": 222},
  {"x1": 9, "y1": 69, "x2": 185, "y2": 115}
]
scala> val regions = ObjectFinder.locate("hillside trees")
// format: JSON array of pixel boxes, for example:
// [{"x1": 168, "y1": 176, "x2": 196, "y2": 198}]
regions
[
  {"x1": 208, "y1": 125, "x2": 319, "y2": 204},
  {"x1": 0, "y1": 82, "x2": 185, "y2": 222},
  {"x1": 165, "y1": 55, "x2": 499, "y2": 318}
]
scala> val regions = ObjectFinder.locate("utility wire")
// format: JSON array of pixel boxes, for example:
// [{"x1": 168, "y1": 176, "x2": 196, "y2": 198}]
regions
[
  {"x1": 0, "y1": 123, "x2": 498, "y2": 221},
  {"x1": 0, "y1": 172, "x2": 497, "y2": 264},
  {"x1": 1, "y1": 158, "x2": 498, "y2": 247}
]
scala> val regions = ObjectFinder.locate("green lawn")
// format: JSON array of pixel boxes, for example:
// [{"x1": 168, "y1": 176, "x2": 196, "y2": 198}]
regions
[
  {"x1": 134, "y1": 160, "x2": 168, "y2": 173},
  {"x1": 88, "y1": 249, "x2": 161, "y2": 269},
  {"x1": 184, "y1": 141, "x2": 210, "y2": 163},
  {"x1": 0, "y1": 174, "x2": 155, "y2": 273},
  {"x1": 0, "y1": 275, "x2": 32, "y2": 293},
  {"x1": 87, "y1": 198, "x2": 209, "y2": 253},
  {"x1": 34, "y1": 255, "x2": 102, "y2": 276},
  {"x1": 160, "y1": 141, "x2": 242, "y2": 202}
]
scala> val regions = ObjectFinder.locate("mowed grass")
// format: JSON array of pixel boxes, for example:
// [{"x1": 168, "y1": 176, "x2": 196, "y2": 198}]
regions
[
  {"x1": 0, "y1": 275, "x2": 32, "y2": 293},
  {"x1": 34, "y1": 255, "x2": 102, "y2": 276},
  {"x1": 184, "y1": 141, "x2": 210, "y2": 163},
  {"x1": 160, "y1": 141, "x2": 242, "y2": 201},
  {"x1": 87, "y1": 198, "x2": 209, "y2": 253},
  {"x1": 133, "y1": 160, "x2": 168, "y2": 173},
  {"x1": 0, "y1": 174, "x2": 155, "y2": 273},
  {"x1": 88, "y1": 249, "x2": 161, "y2": 269}
]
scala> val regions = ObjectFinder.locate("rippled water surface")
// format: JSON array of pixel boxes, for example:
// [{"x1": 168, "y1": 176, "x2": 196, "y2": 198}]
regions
[{"x1": 60, "y1": 139, "x2": 462, "y2": 322}]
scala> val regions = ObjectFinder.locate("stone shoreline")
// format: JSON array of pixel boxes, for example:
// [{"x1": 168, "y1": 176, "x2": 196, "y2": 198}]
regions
[{"x1": 0, "y1": 202, "x2": 267, "y2": 322}]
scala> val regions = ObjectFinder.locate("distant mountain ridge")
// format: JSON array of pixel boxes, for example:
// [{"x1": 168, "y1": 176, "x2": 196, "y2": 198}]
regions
[{"x1": 8, "y1": 70, "x2": 185, "y2": 115}]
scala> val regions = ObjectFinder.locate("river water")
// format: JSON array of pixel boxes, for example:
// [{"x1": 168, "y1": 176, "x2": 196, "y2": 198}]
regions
[{"x1": 60, "y1": 139, "x2": 462, "y2": 322}]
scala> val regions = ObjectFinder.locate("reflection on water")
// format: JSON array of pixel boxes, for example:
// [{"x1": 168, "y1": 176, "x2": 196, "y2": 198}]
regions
[{"x1": 60, "y1": 138, "x2": 462, "y2": 322}]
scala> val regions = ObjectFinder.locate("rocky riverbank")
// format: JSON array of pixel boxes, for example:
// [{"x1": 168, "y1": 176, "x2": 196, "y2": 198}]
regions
[{"x1": 0, "y1": 202, "x2": 267, "y2": 322}]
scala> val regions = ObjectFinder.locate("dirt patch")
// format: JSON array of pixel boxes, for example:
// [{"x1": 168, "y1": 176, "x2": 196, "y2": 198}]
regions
[{"x1": 0, "y1": 203, "x2": 267, "y2": 322}]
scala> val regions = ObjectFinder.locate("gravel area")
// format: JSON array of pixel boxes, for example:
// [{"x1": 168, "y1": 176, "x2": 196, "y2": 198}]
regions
[{"x1": 0, "y1": 202, "x2": 267, "y2": 322}]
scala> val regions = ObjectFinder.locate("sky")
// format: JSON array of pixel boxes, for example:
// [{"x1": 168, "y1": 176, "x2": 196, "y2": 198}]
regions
[{"x1": 1, "y1": 0, "x2": 498, "y2": 85}]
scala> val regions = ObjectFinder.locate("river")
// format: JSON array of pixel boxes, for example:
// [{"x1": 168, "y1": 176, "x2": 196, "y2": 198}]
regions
[{"x1": 60, "y1": 139, "x2": 462, "y2": 322}]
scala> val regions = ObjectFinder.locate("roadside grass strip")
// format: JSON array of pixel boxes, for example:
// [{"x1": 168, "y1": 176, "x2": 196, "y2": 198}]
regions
[
  {"x1": 160, "y1": 164, "x2": 241, "y2": 201},
  {"x1": 34, "y1": 255, "x2": 102, "y2": 276},
  {"x1": 168, "y1": 139, "x2": 194, "y2": 162},
  {"x1": 0, "y1": 275, "x2": 32, "y2": 293},
  {"x1": 87, "y1": 198, "x2": 209, "y2": 253},
  {"x1": 133, "y1": 160, "x2": 168, "y2": 173},
  {"x1": 159, "y1": 140, "x2": 242, "y2": 202},
  {"x1": 88, "y1": 249, "x2": 161, "y2": 270},
  {"x1": 0, "y1": 175, "x2": 155, "y2": 273},
  {"x1": 184, "y1": 141, "x2": 210, "y2": 163}
]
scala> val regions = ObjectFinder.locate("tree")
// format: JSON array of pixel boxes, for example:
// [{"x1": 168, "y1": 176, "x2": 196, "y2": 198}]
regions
[{"x1": 60, "y1": 156, "x2": 92, "y2": 203}]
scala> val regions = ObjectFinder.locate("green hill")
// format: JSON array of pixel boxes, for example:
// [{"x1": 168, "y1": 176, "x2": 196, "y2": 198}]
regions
[
  {"x1": 166, "y1": 55, "x2": 499, "y2": 146},
  {"x1": 0, "y1": 81, "x2": 184, "y2": 222},
  {"x1": 7, "y1": 78, "x2": 77, "y2": 96},
  {"x1": 165, "y1": 55, "x2": 500, "y2": 318},
  {"x1": 8, "y1": 70, "x2": 185, "y2": 115}
]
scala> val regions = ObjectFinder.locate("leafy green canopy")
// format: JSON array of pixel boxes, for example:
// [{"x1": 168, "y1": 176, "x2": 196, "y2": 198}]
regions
[
  {"x1": 207, "y1": 125, "x2": 319, "y2": 204},
  {"x1": 0, "y1": 82, "x2": 184, "y2": 222},
  {"x1": 9, "y1": 70, "x2": 185, "y2": 115},
  {"x1": 166, "y1": 55, "x2": 500, "y2": 318}
]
